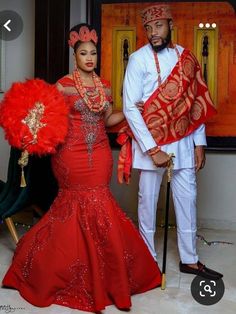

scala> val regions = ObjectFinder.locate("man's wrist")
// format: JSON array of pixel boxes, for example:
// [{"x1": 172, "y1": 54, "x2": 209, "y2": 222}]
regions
[{"x1": 148, "y1": 146, "x2": 160, "y2": 156}]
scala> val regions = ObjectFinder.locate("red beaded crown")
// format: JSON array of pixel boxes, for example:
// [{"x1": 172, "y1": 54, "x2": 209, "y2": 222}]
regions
[
  {"x1": 68, "y1": 26, "x2": 98, "y2": 48},
  {"x1": 141, "y1": 4, "x2": 172, "y2": 26}
]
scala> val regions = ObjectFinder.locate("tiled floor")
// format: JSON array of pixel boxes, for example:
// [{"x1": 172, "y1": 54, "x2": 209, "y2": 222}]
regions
[{"x1": 0, "y1": 223, "x2": 235, "y2": 314}]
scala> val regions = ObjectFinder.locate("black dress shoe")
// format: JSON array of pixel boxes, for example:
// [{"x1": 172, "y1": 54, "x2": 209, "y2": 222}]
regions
[
  {"x1": 197, "y1": 261, "x2": 223, "y2": 278},
  {"x1": 179, "y1": 261, "x2": 223, "y2": 280}
]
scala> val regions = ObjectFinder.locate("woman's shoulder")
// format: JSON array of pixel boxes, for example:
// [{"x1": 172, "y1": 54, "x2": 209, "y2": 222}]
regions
[
  {"x1": 57, "y1": 74, "x2": 74, "y2": 88},
  {"x1": 100, "y1": 78, "x2": 112, "y2": 102},
  {"x1": 100, "y1": 78, "x2": 111, "y2": 89}
]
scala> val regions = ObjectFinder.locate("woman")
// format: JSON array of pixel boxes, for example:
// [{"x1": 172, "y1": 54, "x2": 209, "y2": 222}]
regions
[{"x1": 2, "y1": 23, "x2": 161, "y2": 313}]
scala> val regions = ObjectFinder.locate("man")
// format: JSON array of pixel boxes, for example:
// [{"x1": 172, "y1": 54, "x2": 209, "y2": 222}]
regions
[{"x1": 121, "y1": 4, "x2": 222, "y2": 280}]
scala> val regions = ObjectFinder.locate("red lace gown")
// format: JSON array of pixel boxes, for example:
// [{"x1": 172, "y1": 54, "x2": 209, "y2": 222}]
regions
[{"x1": 2, "y1": 76, "x2": 161, "y2": 313}]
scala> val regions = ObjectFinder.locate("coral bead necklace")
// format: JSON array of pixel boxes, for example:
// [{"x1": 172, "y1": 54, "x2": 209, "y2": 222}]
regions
[{"x1": 73, "y1": 69, "x2": 108, "y2": 112}]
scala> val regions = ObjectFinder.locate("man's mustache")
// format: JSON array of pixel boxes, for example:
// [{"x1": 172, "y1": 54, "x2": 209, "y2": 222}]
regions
[{"x1": 151, "y1": 36, "x2": 168, "y2": 43}]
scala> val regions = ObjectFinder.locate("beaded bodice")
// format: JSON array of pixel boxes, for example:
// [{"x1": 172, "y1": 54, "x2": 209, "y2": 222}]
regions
[{"x1": 57, "y1": 76, "x2": 112, "y2": 160}]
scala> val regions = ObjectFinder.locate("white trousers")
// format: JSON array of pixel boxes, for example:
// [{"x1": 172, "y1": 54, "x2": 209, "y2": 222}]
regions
[{"x1": 138, "y1": 168, "x2": 198, "y2": 264}]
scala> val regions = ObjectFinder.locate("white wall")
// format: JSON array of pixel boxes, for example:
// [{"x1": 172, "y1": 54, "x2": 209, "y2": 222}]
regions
[
  {"x1": 0, "y1": 0, "x2": 35, "y2": 181},
  {"x1": 197, "y1": 152, "x2": 236, "y2": 230}
]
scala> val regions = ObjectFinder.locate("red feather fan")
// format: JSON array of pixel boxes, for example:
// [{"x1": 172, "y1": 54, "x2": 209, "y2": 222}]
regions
[
  {"x1": 0, "y1": 79, "x2": 68, "y2": 154},
  {"x1": 0, "y1": 79, "x2": 69, "y2": 186}
]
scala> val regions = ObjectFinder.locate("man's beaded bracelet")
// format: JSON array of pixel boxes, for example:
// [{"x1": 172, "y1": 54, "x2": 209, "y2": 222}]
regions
[{"x1": 148, "y1": 146, "x2": 160, "y2": 156}]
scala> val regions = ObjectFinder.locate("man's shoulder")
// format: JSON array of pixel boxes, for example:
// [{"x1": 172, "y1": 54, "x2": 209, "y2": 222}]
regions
[
  {"x1": 175, "y1": 44, "x2": 184, "y2": 51},
  {"x1": 130, "y1": 44, "x2": 151, "y2": 60},
  {"x1": 175, "y1": 45, "x2": 199, "y2": 62}
]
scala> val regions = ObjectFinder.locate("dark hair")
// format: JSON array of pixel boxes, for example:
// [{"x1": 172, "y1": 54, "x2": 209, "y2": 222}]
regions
[{"x1": 69, "y1": 23, "x2": 97, "y2": 53}]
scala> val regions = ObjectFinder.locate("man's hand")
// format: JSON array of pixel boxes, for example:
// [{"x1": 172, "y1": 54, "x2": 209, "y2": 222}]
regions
[
  {"x1": 151, "y1": 150, "x2": 170, "y2": 168},
  {"x1": 195, "y1": 145, "x2": 206, "y2": 172}
]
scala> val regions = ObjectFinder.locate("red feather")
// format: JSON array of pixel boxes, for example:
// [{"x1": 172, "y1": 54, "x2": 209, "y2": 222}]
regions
[{"x1": 0, "y1": 79, "x2": 69, "y2": 155}]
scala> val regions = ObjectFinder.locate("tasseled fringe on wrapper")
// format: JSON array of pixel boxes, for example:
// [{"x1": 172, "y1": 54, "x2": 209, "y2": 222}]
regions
[{"x1": 18, "y1": 150, "x2": 29, "y2": 187}]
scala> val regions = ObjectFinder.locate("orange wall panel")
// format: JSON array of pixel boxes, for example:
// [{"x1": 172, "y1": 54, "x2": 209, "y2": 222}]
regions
[{"x1": 101, "y1": 2, "x2": 236, "y2": 136}]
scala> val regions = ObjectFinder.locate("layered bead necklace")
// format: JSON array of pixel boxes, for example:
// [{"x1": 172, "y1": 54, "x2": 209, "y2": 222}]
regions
[
  {"x1": 153, "y1": 45, "x2": 183, "y2": 101},
  {"x1": 73, "y1": 69, "x2": 108, "y2": 113}
]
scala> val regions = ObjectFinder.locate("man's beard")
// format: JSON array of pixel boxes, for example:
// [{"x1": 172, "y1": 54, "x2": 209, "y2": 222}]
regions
[{"x1": 150, "y1": 28, "x2": 172, "y2": 52}]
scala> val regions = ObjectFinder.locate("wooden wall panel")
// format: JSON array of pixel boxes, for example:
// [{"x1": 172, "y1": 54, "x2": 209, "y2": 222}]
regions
[{"x1": 35, "y1": 0, "x2": 70, "y2": 83}]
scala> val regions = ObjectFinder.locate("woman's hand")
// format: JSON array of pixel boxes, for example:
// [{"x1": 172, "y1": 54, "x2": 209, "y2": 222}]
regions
[{"x1": 104, "y1": 106, "x2": 125, "y2": 127}]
